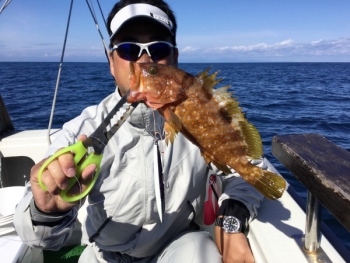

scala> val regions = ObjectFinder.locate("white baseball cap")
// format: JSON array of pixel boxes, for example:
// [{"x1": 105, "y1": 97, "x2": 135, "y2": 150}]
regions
[{"x1": 110, "y1": 3, "x2": 174, "y2": 40}]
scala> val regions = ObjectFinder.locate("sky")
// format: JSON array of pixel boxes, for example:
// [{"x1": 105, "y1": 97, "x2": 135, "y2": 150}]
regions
[{"x1": 0, "y1": 0, "x2": 349, "y2": 63}]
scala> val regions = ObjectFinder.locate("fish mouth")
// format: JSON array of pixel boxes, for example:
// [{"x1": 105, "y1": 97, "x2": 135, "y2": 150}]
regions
[
  {"x1": 143, "y1": 101, "x2": 164, "y2": 109},
  {"x1": 127, "y1": 62, "x2": 165, "y2": 109},
  {"x1": 128, "y1": 90, "x2": 164, "y2": 109}
]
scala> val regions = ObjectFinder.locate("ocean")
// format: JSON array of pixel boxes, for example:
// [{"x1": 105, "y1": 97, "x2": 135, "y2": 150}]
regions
[{"x1": 1, "y1": 62, "x2": 350, "y2": 251}]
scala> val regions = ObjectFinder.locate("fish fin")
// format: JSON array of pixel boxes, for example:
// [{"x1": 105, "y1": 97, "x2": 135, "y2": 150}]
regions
[
  {"x1": 239, "y1": 121, "x2": 263, "y2": 159},
  {"x1": 197, "y1": 67, "x2": 224, "y2": 92},
  {"x1": 196, "y1": 67, "x2": 211, "y2": 79},
  {"x1": 163, "y1": 108, "x2": 183, "y2": 131},
  {"x1": 164, "y1": 122, "x2": 177, "y2": 145},
  {"x1": 163, "y1": 108, "x2": 183, "y2": 145},
  {"x1": 237, "y1": 163, "x2": 286, "y2": 200},
  {"x1": 253, "y1": 170, "x2": 286, "y2": 200},
  {"x1": 212, "y1": 86, "x2": 263, "y2": 159},
  {"x1": 213, "y1": 86, "x2": 244, "y2": 120}
]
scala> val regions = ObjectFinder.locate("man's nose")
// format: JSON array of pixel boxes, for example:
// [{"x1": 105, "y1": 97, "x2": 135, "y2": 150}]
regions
[{"x1": 137, "y1": 50, "x2": 154, "y2": 63}]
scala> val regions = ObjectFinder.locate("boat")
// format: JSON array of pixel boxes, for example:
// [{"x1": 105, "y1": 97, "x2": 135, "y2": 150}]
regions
[{"x1": 1, "y1": 1, "x2": 349, "y2": 262}]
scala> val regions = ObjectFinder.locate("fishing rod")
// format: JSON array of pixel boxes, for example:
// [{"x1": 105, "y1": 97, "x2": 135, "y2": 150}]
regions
[
  {"x1": 95, "y1": 0, "x2": 107, "y2": 31},
  {"x1": 0, "y1": 0, "x2": 13, "y2": 15},
  {"x1": 85, "y1": 0, "x2": 109, "y2": 63},
  {"x1": 47, "y1": 0, "x2": 110, "y2": 144},
  {"x1": 47, "y1": 0, "x2": 74, "y2": 144}
]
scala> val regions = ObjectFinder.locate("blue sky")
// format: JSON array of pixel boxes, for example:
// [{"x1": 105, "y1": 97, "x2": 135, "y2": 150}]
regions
[{"x1": 0, "y1": 0, "x2": 349, "y2": 62}]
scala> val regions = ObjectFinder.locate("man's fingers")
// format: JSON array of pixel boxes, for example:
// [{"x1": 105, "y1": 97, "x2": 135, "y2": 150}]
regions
[
  {"x1": 79, "y1": 164, "x2": 97, "y2": 192},
  {"x1": 59, "y1": 163, "x2": 97, "y2": 197},
  {"x1": 77, "y1": 134, "x2": 87, "y2": 141},
  {"x1": 82, "y1": 164, "x2": 97, "y2": 179},
  {"x1": 44, "y1": 159, "x2": 70, "y2": 192},
  {"x1": 57, "y1": 151, "x2": 76, "y2": 177},
  {"x1": 41, "y1": 169, "x2": 61, "y2": 194}
]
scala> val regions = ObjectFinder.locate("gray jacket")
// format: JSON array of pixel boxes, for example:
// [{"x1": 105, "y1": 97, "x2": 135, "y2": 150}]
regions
[{"x1": 14, "y1": 89, "x2": 264, "y2": 258}]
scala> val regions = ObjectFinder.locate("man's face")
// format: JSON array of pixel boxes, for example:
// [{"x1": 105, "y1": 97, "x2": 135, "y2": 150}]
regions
[{"x1": 109, "y1": 18, "x2": 179, "y2": 96}]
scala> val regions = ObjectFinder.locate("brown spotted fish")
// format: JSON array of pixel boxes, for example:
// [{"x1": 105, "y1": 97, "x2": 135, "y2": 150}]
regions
[{"x1": 127, "y1": 62, "x2": 286, "y2": 199}]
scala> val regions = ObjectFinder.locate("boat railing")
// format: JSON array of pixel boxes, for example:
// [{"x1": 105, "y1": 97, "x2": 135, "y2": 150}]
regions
[{"x1": 272, "y1": 133, "x2": 350, "y2": 262}]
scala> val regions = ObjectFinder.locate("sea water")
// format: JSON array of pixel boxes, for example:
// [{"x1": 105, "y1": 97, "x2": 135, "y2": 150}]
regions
[{"x1": 1, "y1": 62, "x2": 350, "y2": 251}]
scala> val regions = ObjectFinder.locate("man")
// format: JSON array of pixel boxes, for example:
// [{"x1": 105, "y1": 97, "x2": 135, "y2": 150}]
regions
[{"x1": 14, "y1": 1, "x2": 265, "y2": 262}]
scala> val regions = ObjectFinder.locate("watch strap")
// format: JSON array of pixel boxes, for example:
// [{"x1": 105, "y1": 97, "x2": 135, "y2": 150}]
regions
[
  {"x1": 217, "y1": 200, "x2": 249, "y2": 229},
  {"x1": 215, "y1": 216, "x2": 223, "y2": 227}
]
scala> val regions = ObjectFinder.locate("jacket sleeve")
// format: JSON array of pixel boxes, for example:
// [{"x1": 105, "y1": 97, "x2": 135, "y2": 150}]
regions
[
  {"x1": 215, "y1": 157, "x2": 273, "y2": 223},
  {"x1": 12, "y1": 104, "x2": 101, "y2": 250},
  {"x1": 13, "y1": 183, "x2": 78, "y2": 250}
]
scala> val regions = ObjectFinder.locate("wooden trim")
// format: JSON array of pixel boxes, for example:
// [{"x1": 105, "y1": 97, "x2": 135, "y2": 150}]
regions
[{"x1": 272, "y1": 134, "x2": 350, "y2": 232}]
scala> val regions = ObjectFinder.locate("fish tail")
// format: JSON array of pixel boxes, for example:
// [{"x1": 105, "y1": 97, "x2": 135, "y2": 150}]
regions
[
  {"x1": 232, "y1": 161, "x2": 286, "y2": 200},
  {"x1": 252, "y1": 170, "x2": 286, "y2": 200}
]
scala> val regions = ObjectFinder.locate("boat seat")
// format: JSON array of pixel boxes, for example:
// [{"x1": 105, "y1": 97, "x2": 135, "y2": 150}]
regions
[
  {"x1": 0, "y1": 156, "x2": 35, "y2": 187},
  {"x1": 0, "y1": 95, "x2": 14, "y2": 138}
]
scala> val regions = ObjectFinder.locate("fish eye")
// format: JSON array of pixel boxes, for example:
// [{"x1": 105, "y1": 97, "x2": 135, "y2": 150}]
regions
[{"x1": 148, "y1": 66, "x2": 158, "y2": 75}]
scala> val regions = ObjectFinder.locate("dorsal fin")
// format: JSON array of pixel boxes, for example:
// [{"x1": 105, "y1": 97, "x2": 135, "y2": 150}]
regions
[
  {"x1": 197, "y1": 67, "x2": 223, "y2": 92},
  {"x1": 213, "y1": 86, "x2": 245, "y2": 121},
  {"x1": 210, "y1": 77, "x2": 263, "y2": 159},
  {"x1": 239, "y1": 121, "x2": 263, "y2": 159}
]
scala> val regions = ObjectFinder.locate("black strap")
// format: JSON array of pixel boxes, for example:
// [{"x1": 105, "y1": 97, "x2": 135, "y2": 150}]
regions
[
  {"x1": 217, "y1": 199, "x2": 250, "y2": 233},
  {"x1": 187, "y1": 200, "x2": 200, "y2": 230}
]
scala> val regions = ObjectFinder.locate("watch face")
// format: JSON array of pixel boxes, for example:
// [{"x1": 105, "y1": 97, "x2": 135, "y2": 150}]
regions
[{"x1": 223, "y1": 216, "x2": 241, "y2": 233}]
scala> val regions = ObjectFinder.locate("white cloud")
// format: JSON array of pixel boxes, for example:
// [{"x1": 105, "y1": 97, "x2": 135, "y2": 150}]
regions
[
  {"x1": 178, "y1": 37, "x2": 350, "y2": 61},
  {"x1": 181, "y1": 46, "x2": 200, "y2": 52}
]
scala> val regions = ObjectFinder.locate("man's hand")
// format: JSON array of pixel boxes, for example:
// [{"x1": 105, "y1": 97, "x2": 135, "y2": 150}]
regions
[
  {"x1": 30, "y1": 135, "x2": 96, "y2": 213},
  {"x1": 215, "y1": 226, "x2": 254, "y2": 263}
]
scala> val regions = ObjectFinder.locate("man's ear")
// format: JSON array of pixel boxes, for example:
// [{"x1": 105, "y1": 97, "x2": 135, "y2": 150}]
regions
[{"x1": 109, "y1": 51, "x2": 115, "y2": 78}]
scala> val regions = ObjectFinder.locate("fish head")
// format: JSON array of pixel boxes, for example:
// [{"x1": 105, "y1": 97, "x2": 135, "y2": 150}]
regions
[{"x1": 128, "y1": 62, "x2": 188, "y2": 109}]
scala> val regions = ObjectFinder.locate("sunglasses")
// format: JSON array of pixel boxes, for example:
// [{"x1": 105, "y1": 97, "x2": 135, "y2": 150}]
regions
[{"x1": 111, "y1": 41, "x2": 175, "y2": 61}]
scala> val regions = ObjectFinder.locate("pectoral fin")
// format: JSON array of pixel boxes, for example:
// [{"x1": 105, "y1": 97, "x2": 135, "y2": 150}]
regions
[
  {"x1": 163, "y1": 108, "x2": 183, "y2": 131},
  {"x1": 164, "y1": 122, "x2": 177, "y2": 145},
  {"x1": 163, "y1": 108, "x2": 182, "y2": 145}
]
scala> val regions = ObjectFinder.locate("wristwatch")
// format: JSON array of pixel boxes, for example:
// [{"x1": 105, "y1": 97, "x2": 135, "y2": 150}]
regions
[{"x1": 215, "y1": 216, "x2": 242, "y2": 234}]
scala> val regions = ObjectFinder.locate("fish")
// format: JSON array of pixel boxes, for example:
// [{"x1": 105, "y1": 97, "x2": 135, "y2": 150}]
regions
[{"x1": 127, "y1": 62, "x2": 286, "y2": 200}]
